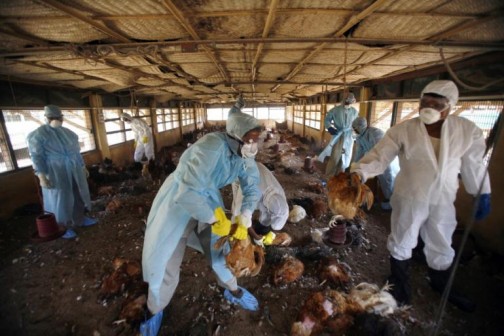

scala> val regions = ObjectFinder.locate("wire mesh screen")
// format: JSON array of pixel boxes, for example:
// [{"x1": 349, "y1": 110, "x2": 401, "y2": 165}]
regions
[
  {"x1": 370, "y1": 101, "x2": 393, "y2": 132},
  {"x1": 455, "y1": 100, "x2": 503, "y2": 165},
  {"x1": 2, "y1": 109, "x2": 95, "y2": 170}
]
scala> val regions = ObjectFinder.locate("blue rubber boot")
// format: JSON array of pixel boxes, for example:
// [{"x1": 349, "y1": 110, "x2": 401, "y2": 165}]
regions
[
  {"x1": 82, "y1": 216, "x2": 98, "y2": 227},
  {"x1": 140, "y1": 310, "x2": 163, "y2": 336},
  {"x1": 224, "y1": 286, "x2": 259, "y2": 311},
  {"x1": 62, "y1": 229, "x2": 77, "y2": 239}
]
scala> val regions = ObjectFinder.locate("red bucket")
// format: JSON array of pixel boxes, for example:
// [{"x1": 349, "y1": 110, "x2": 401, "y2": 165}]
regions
[{"x1": 32, "y1": 212, "x2": 66, "y2": 242}]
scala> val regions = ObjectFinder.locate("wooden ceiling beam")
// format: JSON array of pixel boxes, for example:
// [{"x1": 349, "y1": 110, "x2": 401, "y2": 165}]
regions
[
  {"x1": 2, "y1": 36, "x2": 503, "y2": 58},
  {"x1": 271, "y1": 0, "x2": 389, "y2": 92},
  {"x1": 0, "y1": 26, "x2": 49, "y2": 46},
  {"x1": 0, "y1": 10, "x2": 479, "y2": 22},
  {"x1": 291, "y1": 9, "x2": 502, "y2": 96},
  {"x1": 161, "y1": 0, "x2": 229, "y2": 82},
  {"x1": 251, "y1": 0, "x2": 279, "y2": 92},
  {"x1": 38, "y1": 0, "x2": 131, "y2": 43}
]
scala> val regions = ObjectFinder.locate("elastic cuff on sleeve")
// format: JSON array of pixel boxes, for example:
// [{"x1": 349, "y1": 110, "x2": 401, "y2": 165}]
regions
[{"x1": 241, "y1": 209, "x2": 253, "y2": 219}]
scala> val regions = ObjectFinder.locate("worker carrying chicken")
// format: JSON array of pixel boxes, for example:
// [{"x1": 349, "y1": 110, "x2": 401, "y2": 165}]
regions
[
  {"x1": 120, "y1": 112, "x2": 154, "y2": 162},
  {"x1": 350, "y1": 80, "x2": 491, "y2": 312},
  {"x1": 231, "y1": 161, "x2": 289, "y2": 247},
  {"x1": 140, "y1": 95, "x2": 262, "y2": 336},
  {"x1": 27, "y1": 105, "x2": 97, "y2": 239},
  {"x1": 316, "y1": 92, "x2": 358, "y2": 177},
  {"x1": 351, "y1": 117, "x2": 399, "y2": 210}
]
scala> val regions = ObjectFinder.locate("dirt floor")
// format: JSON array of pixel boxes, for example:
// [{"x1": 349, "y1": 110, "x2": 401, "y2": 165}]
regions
[{"x1": 1, "y1": 130, "x2": 503, "y2": 336}]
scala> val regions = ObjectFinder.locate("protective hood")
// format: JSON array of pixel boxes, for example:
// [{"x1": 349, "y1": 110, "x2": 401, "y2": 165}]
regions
[
  {"x1": 345, "y1": 92, "x2": 356, "y2": 105},
  {"x1": 44, "y1": 105, "x2": 63, "y2": 118},
  {"x1": 421, "y1": 80, "x2": 459, "y2": 107},
  {"x1": 352, "y1": 117, "x2": 367, "y2": 134},
  {"x1": 226, "y1": 109, "x2": 261, "y2": 141}
]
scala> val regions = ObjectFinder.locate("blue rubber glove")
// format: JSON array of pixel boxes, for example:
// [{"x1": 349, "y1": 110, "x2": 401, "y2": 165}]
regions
[
  {"x1": 475, "y1": 194, "x2": 491, "y2": 220},
  {"x1": 327, "y1": 127, "x2": 338, "y2": 136}
]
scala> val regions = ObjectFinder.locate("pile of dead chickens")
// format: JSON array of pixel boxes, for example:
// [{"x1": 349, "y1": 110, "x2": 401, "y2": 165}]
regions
[{"x1": 99, "y1": 258, "x2": 148, "y2": 327}]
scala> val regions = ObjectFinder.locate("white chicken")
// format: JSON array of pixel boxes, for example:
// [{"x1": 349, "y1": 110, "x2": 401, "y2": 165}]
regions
[{"x1": 348, "y1": 282, "x2": 398, "y2": 316}]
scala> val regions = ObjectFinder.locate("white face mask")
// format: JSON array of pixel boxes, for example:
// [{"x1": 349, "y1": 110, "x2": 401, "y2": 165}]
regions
[
  {"x1": 49, "y1": 120, "x2": 63, "y2": 128},
  {"x1": 344, "y1": 105, "x2": 350, "y2": 109},
  {"x1": 241, "y1": 141, "x2": 258, "y2": 158},
  {"x1": 419, "y1": 107, "x2": 442, "y2": 124}
]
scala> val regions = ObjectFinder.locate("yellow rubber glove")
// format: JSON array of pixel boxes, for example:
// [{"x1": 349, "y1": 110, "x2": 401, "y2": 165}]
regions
[
  {"x1": 232, "y1": 223, "x2": 248, "y2": 240},
  {"x1": 211, "y1": 207, "x2": 231, "y2": 237},
  {"x1": 133, "y1": 140, "x2": 137, "y2": 148},
  {"x1": 263, "y1": 231, "x2": 276, "y2": 245},
  {"x1": 142, "y1": 136, "x2": 149, "y2": 144}
]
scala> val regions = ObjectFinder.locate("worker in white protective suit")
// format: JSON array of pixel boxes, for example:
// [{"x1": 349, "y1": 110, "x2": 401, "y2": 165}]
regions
[
  {"x1": 350, "y1": 80, "x2": 491, "y2": 312},
  {"x1": 231, "y1": 161, "x2": 289, "y2": 246},
  {"x1": 140, "y1": 95, "x2": 262, "y2": 336},
  {"x1": 120, "y1": 113, "x2": 154, "y2": 162},
  {"x1": 351, "y1": 117, "x2": 399, "y2": 210},
  {"x1": 317, "y1": 92, "x2": 358, "y2": 177},
  {"x1": 27, "y1": 105, "x2": 97, "y2": 239}
]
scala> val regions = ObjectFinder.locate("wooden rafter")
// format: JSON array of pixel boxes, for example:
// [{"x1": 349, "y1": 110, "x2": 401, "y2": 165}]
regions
[
  {"x1": 0, "y1": 10, "x2": 479, "y2": 22},
  {"x1": 0, "y1": 25, "x2": 49, "y2": 46},
  {"x1": 326, "y1": 10, "x2": 502, "y2": 86},
  {"x1": 251, "y1": 0, "x2": 279, "y2": 92},
  {"x1": 161, "y1": 0, "x2": 229, "y2": 82},
  {"x1": 271, "y1": 0, "x2": 389, "y2": 92},
  {"x1": 38, "y1": 0, "x2": 131, "y2": 43}
]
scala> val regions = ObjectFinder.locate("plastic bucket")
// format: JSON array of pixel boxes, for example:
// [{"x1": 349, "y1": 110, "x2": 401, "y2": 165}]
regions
[{"x1": 35, "y1": 213, "x2": 59, "y2": 238}]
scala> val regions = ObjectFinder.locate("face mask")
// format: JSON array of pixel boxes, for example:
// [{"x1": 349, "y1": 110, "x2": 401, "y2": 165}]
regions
[
  {"x1": 49, "y1": 120, "x2": 63, "y2": 128},
  {"x1": 241, "y1": 141, "x2": 258, "y2": 158},
  {"x1": 344, "y1": 105, "x2": 350, "y2": 109},
  {"x1": 419, "y1": 107, "x2": 441, "y2": 125}
]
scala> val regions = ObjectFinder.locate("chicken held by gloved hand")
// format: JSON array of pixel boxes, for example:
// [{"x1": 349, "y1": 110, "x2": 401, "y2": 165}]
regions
[{"x1": 327, "y1": 172, "x2": 373, "y2": 219}]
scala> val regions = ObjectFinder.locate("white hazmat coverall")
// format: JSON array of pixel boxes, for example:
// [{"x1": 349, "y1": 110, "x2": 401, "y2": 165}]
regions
[
  {"x1": 351, "y1": 116, "x2": 490, "y2": 270},
  {"x1": 232, "y1": 162, "x2": 289, "y2": 231},
  {"x1": 129, "y1": 117, "x2": 154, "y2": 162}
]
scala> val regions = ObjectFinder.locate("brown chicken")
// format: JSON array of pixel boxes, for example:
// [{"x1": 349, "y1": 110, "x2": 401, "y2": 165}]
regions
[
  {"x1": 106, "y1": 198, "x2": 122, "y2": 213},
  {"x1": 271, "y1": 232, "x2": 293, "y2": 246},
  {"x1": 97, "y1": 186, "x2": 115, "y2": 197},
  {"x1": 319, "y1": 258, "x2": 351, "y2": 288},
  {"x1": 99, "y1": 263, "x2": 131, "y2": 299},
  {"x1": 214, "y1": 225, "x2": 264, "y2": 278},
  {"x1": 119, "y1": 294, "x2": 147, "y2": 324},
  {"x1": 291, "y1": 290, "x2": 362, "y2": 336},
  {"x1": 327, "y1": 172, "x2": 374, "y2": 219},
  {"x1": 99, "y1": 258, "x2": 142, "y2": 299},
  {"x1": 273, "y1": 256, "x2": 304, "y2": 286}
]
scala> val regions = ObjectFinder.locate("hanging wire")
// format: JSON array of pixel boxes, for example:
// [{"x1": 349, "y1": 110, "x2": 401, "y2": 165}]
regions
[
  {"x1": 343, "y1": 38, "x2": 348, "y2": 96},
  {"x1": 429, "y1": 106, "x2": 504, "y2": 336},
  {"x1": 439, "y1": 48, "x2": 504, "y2": 91},
  {"x1": 8, "y1": 76, "x2": 18, "y2": 107}
]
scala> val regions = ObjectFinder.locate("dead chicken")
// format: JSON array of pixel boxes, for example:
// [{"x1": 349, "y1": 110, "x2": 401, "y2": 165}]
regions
[
  {"x1": 119, "y1": 294, "x2": 147, "y2": 325},
  {"x1": 99, "y1": 258, "x2": 142, "y2": 299},
  {"x1": 97, "y1": 186, "x2": 115, "y2": 197},
  {"x1": 327, "y1": 172, "x2": 374, "y2": 219},
  {"x1": 348, "y1": 282, "x2": 398, "y2": 316},
  {"x1": 271, "y1": 232, "x2": 293, "y2": 246},
  {"x1": 99, "y1": 263, "x2": 131, "y2": 299},
  {"x1": 319, "y1": 258, "x2": 351, "y2": 288},
  {"x1": 106, "y1": 198, "x2": 122, "y2": 213},
  {"x1": 273, "y1": 256, "x2": 304, "y2": 286},
  {"x1": 214, "y1": 225, "x2": 264, "y2": 278},
  {"x1": 291, "y1": 290, "x2": 361, "y2": 336}
]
